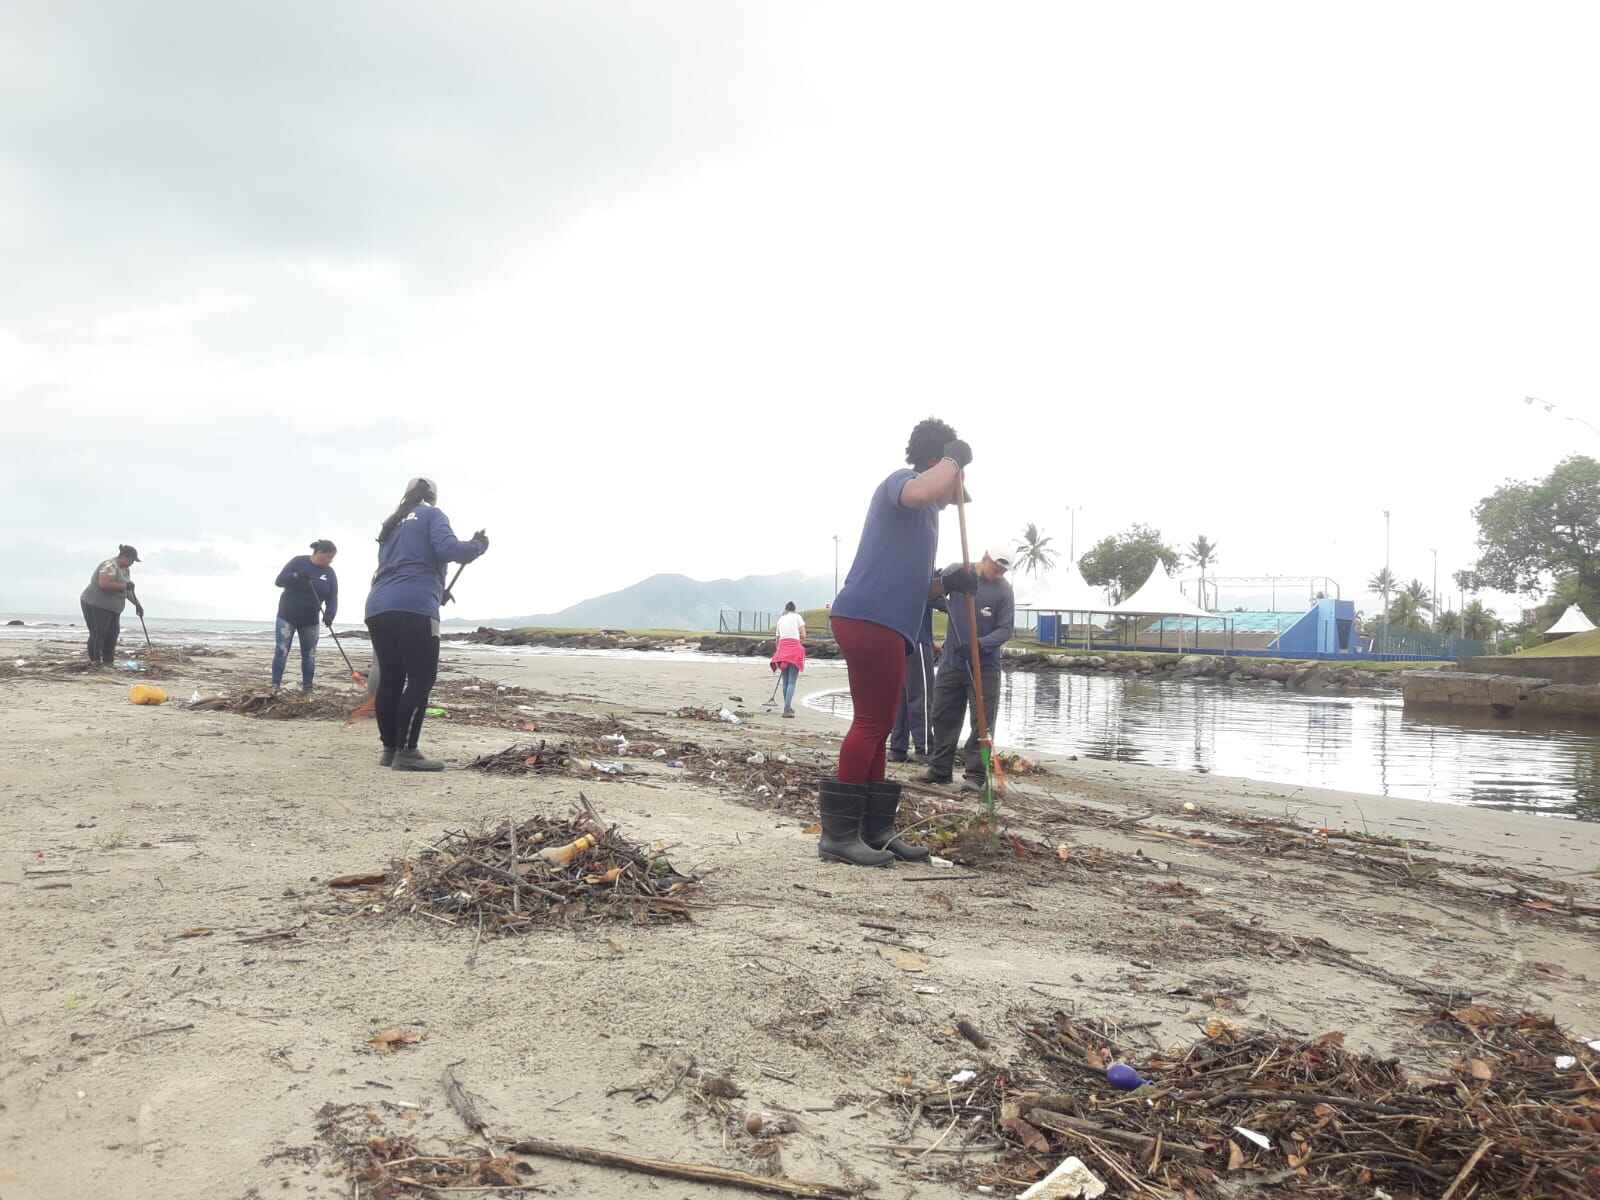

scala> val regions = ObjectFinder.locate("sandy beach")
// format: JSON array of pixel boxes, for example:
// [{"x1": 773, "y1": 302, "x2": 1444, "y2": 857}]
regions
[{"x1": 2, "y1": 639, "x2": 1598, "y2": 1200}]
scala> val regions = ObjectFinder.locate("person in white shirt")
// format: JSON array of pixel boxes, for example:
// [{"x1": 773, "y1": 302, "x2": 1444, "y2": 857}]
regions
[{"x1": 771, "y1": 602, "x2": 807, "y2": 717}]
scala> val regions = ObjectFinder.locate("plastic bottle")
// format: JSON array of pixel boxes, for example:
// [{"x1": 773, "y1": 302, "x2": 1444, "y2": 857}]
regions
[{"x1": 538, "y1": 834, "x2": 596, "y2": 867}]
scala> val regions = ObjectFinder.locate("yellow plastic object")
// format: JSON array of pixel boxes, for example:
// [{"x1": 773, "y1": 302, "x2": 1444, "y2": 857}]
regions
[{"x1": 129, "y1": 684, "x2": 168, "y2": 705}]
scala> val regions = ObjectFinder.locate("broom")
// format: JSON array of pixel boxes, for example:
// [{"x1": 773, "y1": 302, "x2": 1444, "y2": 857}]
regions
[{"x1": 954, "y1": 478, "x2": 1005, "y2": 817}]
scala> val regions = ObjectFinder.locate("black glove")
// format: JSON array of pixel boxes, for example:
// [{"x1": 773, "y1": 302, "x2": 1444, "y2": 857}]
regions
[
  {"x1": 135, "y1": 603, "x2": 146, "y2": 618},
  {"x1": 942, "y1": 439, "x2": 973, "y2": 469},
  {"x1": 940, "y1": 564, "x2": 978, "y2": 594},
  {"x1": 473, "y1": 529, "x2": 489, "y2": 551}
]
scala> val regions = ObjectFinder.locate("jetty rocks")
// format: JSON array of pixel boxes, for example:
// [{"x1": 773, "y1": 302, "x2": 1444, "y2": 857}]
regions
[
  {"x1": 1004, "y1": 651, "x2": 1390, "y2": 692},
  {"x1": 1401, "y1": 668, "x2": 1600, "y2": 720}
]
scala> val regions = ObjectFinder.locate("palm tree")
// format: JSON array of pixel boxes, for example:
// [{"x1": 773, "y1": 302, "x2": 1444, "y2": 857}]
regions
[
  {"x1": 1187, "y1": 535, "x2": 1218, "y2": 610},
  {"x1": 1401, "y1": 578, "x2": 1433, "y2": 615},
  {"x1": 1462, "y1": 600, "x2": 1499, "y2": 641},
  {"x1": 1367, "y1": 567, "x2": 1397, "y2": 651},
  {"x1": 1013, "y1": 523, "x2": 1058, "y2": 578},
  {"x1": 1387, "y1": 592, "x2": 1430, "y2": 634}
]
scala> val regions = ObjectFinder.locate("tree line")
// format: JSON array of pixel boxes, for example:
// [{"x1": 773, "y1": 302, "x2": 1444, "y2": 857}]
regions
[{"x1": 1009, "y1": 453, "x2": 1600, "y2": 647}]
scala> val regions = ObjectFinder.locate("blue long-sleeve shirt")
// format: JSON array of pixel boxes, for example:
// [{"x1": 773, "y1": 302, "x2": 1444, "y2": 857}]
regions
[
  {"x1": 364, "y1": 503, "x2": 486, "y2": 621},
  {"x1": 275, "y1": 555, "x2": 337, "y2": 627},
  {"x1": 939, "y1": 575, "x2": 1015, "y2": 672}
]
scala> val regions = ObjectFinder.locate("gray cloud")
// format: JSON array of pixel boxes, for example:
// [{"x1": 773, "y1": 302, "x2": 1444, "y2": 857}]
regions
[{"x1": 3, "y1": 1, "x2": 768, "y2": 317}]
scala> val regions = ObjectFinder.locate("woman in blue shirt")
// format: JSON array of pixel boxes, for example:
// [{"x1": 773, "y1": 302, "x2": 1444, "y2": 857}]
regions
[
  {"x1": 271, "y1": 540, "x2": 338, "y2": 693},
  {"x1": 363, "y1": 478, "x2": 488, "y2": 771},
  {"x1": 823, "y1": 419, "x2": 973, "y2": 867}
]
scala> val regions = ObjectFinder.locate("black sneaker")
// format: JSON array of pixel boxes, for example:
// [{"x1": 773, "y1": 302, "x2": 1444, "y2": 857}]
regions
[
  {"x1": 887, "y1": 749, "x2": 909, "y2": 763},
  {"x1": 379, "y1": 747, "x2": 396, "y2": 767},
  {"x1": 919, "y1": 768, "x2": 953, "y2": 785}
]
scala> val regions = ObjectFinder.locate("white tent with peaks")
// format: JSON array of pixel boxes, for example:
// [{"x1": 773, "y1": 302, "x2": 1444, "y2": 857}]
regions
[
  {"x1": 1108, "y1": 568, "x2": 1213, "y2": 618},
  {"x1": 1544, "y1": 605, "x2": 1596, "y2": 640},
  {"x1": 1013, "y1": 563, "x2": 1106, "y2": 613}
]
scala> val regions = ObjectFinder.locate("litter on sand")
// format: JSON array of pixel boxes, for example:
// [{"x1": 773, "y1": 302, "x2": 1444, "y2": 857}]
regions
[
  {"x1": 890, "y1": 1004, "x2": 1600, "y2": 1198},
  {"x1": 1015, "y1": 1156, "x2": 1105, "y2": 1200},
  {"x1": 335, "y1": 795, "x2": 699, "y2": 934}
]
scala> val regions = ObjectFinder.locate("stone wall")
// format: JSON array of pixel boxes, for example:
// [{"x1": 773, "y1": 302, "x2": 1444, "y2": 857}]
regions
[
  {"x1": 1458, "y1": 655, "x2": 1600, "y2": 685},
  {"x1": 1401, "y1": 668, "x2": 1600, "y2": 720}
]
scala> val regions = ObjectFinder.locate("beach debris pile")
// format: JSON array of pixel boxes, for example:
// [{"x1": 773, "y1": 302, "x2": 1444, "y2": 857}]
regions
[
  {"x1": 892, "y1": 1005, "x2": 1600, "y2": 1198},
  {"x1": 466, "y1": 740, "x2": 574, "y2": 774},
  {"x1": 341, "y1": 796, "x2": 698, "y2": 933},
  {"x1": 187, "y1": 689, "x2": 358, "y2": 721},
  {"x1": 312, "y1": 1102, "x2": 534, "y2": 1198}
]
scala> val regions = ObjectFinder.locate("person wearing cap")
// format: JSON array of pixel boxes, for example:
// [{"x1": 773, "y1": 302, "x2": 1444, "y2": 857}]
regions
[
  {"x1": 923, "y1": 550, "x2": 1015, "y2": 791},
  {"x1": 271, "y1": 540, "x2": 339, "y2": 693},
  {"x1": 823, "y1": 418, "x2": 973, "y2": 868},
  {"x1": 79, "y1": 544, "x2": 143, "y2": 665},
  {"x1": 364, "y1": 478, "x2": 488, "y2": 771}
]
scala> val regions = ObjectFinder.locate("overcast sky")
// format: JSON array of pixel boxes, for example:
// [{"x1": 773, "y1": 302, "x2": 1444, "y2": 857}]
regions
[{"x1": 5, "y1": 2, "x2": 1598, "y2": 622}]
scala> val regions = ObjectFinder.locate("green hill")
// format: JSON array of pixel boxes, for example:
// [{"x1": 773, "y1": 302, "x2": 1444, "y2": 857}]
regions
[{"x1": 1510, "y1": 629, "x2": 1600, "y2": 657}]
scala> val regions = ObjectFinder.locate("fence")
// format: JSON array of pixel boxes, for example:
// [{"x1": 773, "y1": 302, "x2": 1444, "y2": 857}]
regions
[{"x1": 717, "y1": 609, "x2": 777, "y2": 634}]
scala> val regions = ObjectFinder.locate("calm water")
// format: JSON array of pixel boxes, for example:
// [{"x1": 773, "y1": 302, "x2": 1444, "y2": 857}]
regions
[{"x1": 808, "y1": 671, "x2": 1600, "y2": 821}]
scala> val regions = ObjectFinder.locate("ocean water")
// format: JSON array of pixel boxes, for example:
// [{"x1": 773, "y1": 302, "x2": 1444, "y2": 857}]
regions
[{"x1": 807, "y1": 671, "x2": 1600, "y2": 821}]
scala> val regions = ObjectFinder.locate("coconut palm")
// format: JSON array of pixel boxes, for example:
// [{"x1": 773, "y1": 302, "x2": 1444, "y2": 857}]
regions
[
  {"x1": 1013, "y1": 523, "x2": 1058, "y2": 578},
  {"x1": 1401, "y1": 578, "x2": 1433, "y2": 614},
  {"x1": 1187, "y1": 535, "x2": 1218, "y2": 610},
  {"x1": 1367, "y1": 566, "x2": 1397, "y2": 650},
  {"x1": 1387, "y1": 591, "x2": 1430, "y2": 634},
  {"x1": 1462, "y1": 600, "x2": 1500, "y2": 641}
]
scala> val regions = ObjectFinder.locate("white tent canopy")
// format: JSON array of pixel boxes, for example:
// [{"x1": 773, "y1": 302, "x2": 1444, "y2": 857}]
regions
[
  {"x1": 1546, "y1": 605, "x2": 1596, "y2": 635},
  {"x1": 1014, "y1": 563, "x2": 1105, "y2": 612},
  {"x1": 1108, "y1": 567, "x2": 1213, "y2": 618}
]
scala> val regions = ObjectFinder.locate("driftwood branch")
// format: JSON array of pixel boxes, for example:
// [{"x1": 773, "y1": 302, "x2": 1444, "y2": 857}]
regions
[
  {"x1": 504, "y1": 1135, "x2": 856, "y2": 1199},
  {"x1": 443, "y1": 1063, "x2": 490, "y2": 1136},
  {"x1": 1027, "y1": 1108, "x2": 1207, "y2": 1161}
]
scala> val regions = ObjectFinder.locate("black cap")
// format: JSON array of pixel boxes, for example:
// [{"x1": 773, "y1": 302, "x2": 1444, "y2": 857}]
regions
[{"x1": 118, "y1": 544, "x2": 141, "y2": 562}]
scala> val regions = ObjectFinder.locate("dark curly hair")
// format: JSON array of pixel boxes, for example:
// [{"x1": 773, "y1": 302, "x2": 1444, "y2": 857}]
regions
[{"x1": 905, "y1": 417, "x2": 957, "y2": 467}]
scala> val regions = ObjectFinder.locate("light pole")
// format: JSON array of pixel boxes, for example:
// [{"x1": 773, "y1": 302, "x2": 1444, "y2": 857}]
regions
[
  {"x1": 1430, "y1": 548, "x2": 1438, "y2": 633},
  {"x1": 1382, "y1": 509, "x2": 1392, "y2": 654},
  {"x1": 1065, "y1": 505, "x2": 1082, "y2": 565},
  {"x1": 832, "y1": 535, "x2": 840, "y2": 598},
  {"x1": 1525, "y1": 396, "x2": 1600, "y2": 438}
]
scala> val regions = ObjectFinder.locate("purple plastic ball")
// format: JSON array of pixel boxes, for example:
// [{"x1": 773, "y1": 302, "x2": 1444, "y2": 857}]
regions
[{"x1": 1106, "y1": 1063, "x2": 1147, "y2": 1091}]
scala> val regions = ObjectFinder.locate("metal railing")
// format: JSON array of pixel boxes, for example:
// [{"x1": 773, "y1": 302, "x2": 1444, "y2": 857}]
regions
[{"x1": 717, "y1": 609, "x2": 777, "y2": 634}]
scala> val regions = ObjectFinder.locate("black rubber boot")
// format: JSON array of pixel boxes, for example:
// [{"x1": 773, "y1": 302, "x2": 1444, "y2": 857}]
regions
[
  {"x1": 862, "y1": 780, "x2": 931, "y2": 862},
  {"x1": 817, "y1": 779, "x2": 894, "y2": 867},
  {"x1": 379, "y1": 747, "x2": 396, "y2": 767},
  {"x1": 392, "y1": 748, "x2": 444, "y2": 772}
]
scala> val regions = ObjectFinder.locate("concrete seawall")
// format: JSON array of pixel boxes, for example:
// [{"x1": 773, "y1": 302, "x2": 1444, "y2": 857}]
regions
[
  {"x1": 1458, "y1": 655, "x2": 1600, "y2": 684},
  {"x1": 1401, "y1": 669, "x2": 1600, "y2": 720}
]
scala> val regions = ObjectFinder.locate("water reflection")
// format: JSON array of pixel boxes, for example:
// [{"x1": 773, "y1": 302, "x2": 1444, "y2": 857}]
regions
[{"x1": 807, "y1": 673, "x2": 1600, "y2": 821}]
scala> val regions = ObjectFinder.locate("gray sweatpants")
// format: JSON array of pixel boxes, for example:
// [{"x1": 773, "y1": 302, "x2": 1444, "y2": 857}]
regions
[{"x1": 926, "y1": 657, "x2": 1000, "y2": 780}]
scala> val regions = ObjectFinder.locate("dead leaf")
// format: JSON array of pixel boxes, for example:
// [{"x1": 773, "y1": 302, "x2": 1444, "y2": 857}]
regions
[
  {"x1": 803, "y1": 822, "x2": 821, "y2": 835},
  {"x1": 1313, "y1": 1031, "x2": 1345, "y2": 1049},
  {"x1": 1000, "y1": 1116, "x2": 1050, "y2": 1155},
  {"x1": 326, "y1": 872, "x2": 387, "y2": 888},
  {"x1": 173, "y1": 927, "x2": 212, "y2": 939},
  {"x1": 1227, "y1": 1140, "x2": 1245, "y2": 1171},
  {"x1": 1085, "y1": 1047, "x2": 1107, "y2": 1071},
  {"x1": 583, "y1": 867, "x2": 624, "y2": 885},
  {"x1": 605, "y1": 937, "x2": 626, "y2": 956},
  {"x1": 366, "y1": 1028, "x2": 425, "y2": 1053},
  {"x1": 1469, "y1": 1058, "x2": 1493, "y2": 1081},
  {"x1": 877, "y1": 946, "x2": 928, "y2": 973}
]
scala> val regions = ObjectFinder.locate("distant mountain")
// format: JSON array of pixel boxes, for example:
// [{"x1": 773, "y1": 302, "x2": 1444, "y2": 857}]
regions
[{"x1": 466, "y1": 571, "x2": 834, "y2": 632}]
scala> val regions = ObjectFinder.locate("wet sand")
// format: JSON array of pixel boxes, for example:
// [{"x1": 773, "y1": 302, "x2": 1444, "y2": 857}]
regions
[{"x1": 2, "y1": 640, "x2": 1598, "y2": 1199}]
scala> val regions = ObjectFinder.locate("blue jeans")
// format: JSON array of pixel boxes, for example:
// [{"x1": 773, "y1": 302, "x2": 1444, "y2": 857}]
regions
[
  {"x1": 272, "y1": 618, "x2": 320, "y2": 689},
  {"x1": 780, "y1": 665, "x2": 799, "y2": 712}
]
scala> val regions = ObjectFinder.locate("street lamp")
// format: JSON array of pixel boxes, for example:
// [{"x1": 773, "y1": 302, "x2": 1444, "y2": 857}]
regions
[
  {"x1": 832, "y1": 535, "x2": 840, "y2": 598},
  {"x1": 1430, "y1": 548, "x2": 1438, "y2": 634},
  {"x1": 1381, "y1": 509, "x2": 1392, "y2": 654},
  {"x1": 1525, "y1": 395, "x2": 1600, "y2": 437},
  {"x1": 1065, "y1": 505, "x2": 1083, "y2": 564}
]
